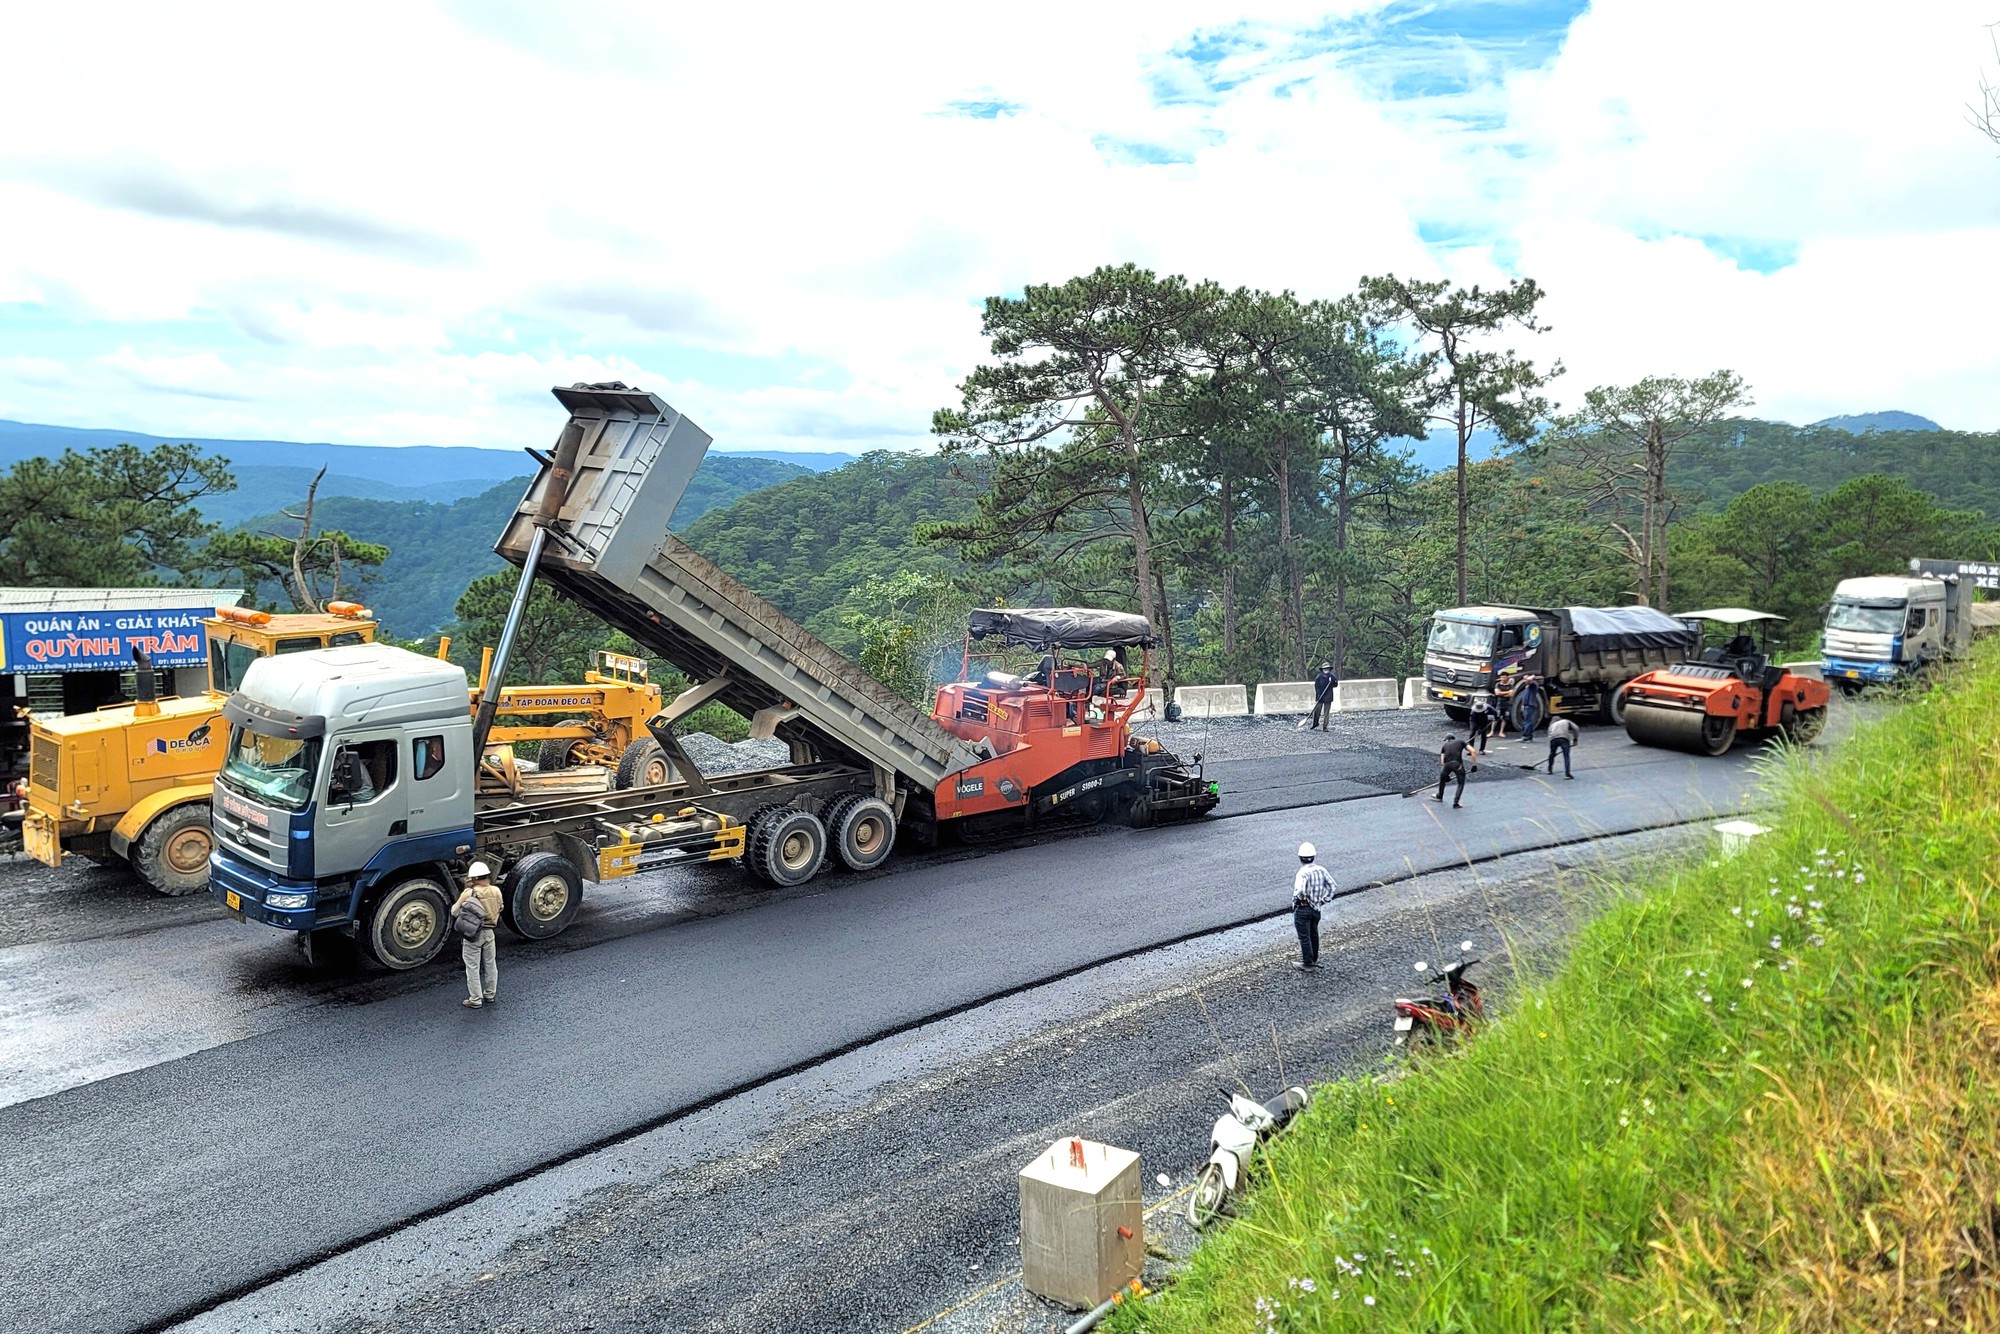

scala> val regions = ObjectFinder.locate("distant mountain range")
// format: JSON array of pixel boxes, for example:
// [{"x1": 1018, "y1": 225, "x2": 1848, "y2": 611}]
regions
[
  {"x1": 0, "y1": 419, "x2": 860, "y2": 527},
  {"x1": 1806, "y1": 411, "x2": 1941, "y2": 434}
]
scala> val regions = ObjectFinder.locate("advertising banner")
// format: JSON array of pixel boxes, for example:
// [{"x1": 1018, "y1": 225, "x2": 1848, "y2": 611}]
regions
[
  {"x1": 0, "y1": 608, "x2": 211, "y2": 673},
  {"x1": 1912, "y1": 559, "x2": 2000, "y2": 592}
]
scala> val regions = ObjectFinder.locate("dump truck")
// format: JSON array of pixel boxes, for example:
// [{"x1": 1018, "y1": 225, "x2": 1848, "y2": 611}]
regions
[
  {"x1": 24, "y1": 604, "x2": 662, "y2": 894},
  {"x1": 1421, "y1": 604, "x2": 1699, "y2": 728},
  {"x1": 208, "y1": 383, "x2": 1215, "y2": 968},
  {"x1": 1820, "y1": 563, "x2": 1983, "y2": 691},
  {"x1": 1624, "y1": 608, "x2": 1831, "y2": 755}
]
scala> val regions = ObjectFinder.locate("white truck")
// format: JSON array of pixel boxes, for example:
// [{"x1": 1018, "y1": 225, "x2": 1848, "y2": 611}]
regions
[{"x1": 1820, "y1": 561, "x2": 1986, "y2": 690}]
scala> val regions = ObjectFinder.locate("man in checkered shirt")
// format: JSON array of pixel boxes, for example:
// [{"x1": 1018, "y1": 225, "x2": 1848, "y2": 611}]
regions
[{"x1": 1292, "y1": 842, "x2": 1337, "y2": 969}]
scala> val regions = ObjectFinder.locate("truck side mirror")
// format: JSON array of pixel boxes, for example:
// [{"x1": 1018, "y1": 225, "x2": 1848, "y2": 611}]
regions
[{"x1": 332, "y1": 749, "x2": 362, "y2": 800}]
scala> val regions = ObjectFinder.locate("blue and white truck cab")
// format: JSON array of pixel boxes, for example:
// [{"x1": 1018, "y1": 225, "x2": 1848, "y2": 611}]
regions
[
  {"x1": 209, "y1": 644, "x2": 478, "y2": 967},
  {"x1": 1821, "y1": 575, "x2": 1971, "y2": 690}
]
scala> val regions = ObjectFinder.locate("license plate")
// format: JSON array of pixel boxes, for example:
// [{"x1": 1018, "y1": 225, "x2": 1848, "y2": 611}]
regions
[
  {"x1": 1436, "y1": 689, "x2": 1459, "y2": 699},
  {"x1": 225, "y1": 890, "x2": 241, "y2": 910},
  {"x1": 1843, "y1": 670, "x2": 1859, "y2": 679},
  {"x1": 1394, "y1": 1016, "x2": 1414, "y2": 1032}
]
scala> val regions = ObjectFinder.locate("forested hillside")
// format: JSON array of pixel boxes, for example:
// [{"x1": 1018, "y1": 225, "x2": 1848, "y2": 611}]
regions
[
  {"x1": 228, "y1": 454, "x2": 810, "y2": 635},
  {"x1": 679, "y1": 451, "x2": 985, "y2": 649},
  {"x1": 1668, "y1": 421, "x2": 2000, "y2": 518}
]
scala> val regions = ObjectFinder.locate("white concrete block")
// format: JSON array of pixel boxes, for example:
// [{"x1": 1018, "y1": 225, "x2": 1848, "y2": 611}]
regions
[
  {"x1": 1334, "y1": 678, "x2": 1400, "y2": 712},
  {"x1": 1782, "y1": 661, "x2": 1825, "y2": 681},
  {"x1": 1401, "y1": 677, "x2": 1425, "y2": 709},
  {"x1": 1174, "y1": 685, "x2": 1248, "y2": 717},
  {"x1": 1713, "y1": 819, "x2": 1772, "y2": 858},
  {"x1": 1254, "y1": 681, "x2": 1318, "y2": 715},
  {"x1": 1019, "y1": 1138, "x2": 1144, "y2": 1310}
]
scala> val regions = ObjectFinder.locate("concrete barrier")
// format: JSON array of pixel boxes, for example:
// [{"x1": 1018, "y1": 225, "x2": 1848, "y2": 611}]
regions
[
  {"x1": 1174, "y1": 684, "x2": 1249, "y2": 717},
  {"x1": 1335, "y1": 678, "x2": 1400, "y2": 712},
  {"x1": 1401, "y1": 677, "x2": 1426, "y2": 709},
  {"x1": 1254, "y1": 681, "x2": 1319, "y2": 715},
  {"x1": 1783, "y1": 661, "x2": 1825, "y2": 681}
]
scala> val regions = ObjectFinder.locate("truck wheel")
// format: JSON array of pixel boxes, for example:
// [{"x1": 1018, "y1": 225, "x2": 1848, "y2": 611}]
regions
[
  {"x1": 1603, "y1": 685, "x2": 1630, "y2": 726},
  {"x1": 133, "y1": 802, "x2": 214, "y2": 896},
  {"x1": 363, "y1": 876, "x2": 452, "y2": 970},
  {"x1": 502, "y1": 851, "x2": 583, "y2": 939},
  {"x1": 825, "y1": 795, "x2": 896, "y2": 872},
  {"x1": 1443, "y1": 705, "x2": 1471, "y2": 724},
  {"x1": 747, "y1": 807, "x2": 826, "y2": 886},
  {"x1": 614, "y1": 738, "x2": 677, "y2": 790}
]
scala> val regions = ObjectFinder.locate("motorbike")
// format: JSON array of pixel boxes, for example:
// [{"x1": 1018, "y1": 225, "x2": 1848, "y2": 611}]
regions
[
  {"x1": 1187, "y1": 1083, "x2": 1311, "y2": 1229},
  {"x1": 1393, "y1": 941, "x2": 1484, "y2": 1046}
]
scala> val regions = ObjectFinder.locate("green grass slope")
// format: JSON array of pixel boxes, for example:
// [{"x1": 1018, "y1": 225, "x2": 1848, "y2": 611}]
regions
[{"x1": 1120, "y1": 647, "x2": 2000, "y2": 1332}]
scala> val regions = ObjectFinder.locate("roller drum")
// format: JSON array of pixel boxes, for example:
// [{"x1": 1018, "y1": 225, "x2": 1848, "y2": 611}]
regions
[{"x1": 1625, "y1": 702, "x2": 1737, "y2": 756}]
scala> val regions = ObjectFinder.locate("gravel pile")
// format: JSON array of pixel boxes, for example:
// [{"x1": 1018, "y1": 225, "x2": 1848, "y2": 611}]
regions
[{"x1": 678, "y1": 732, "x2": 791, "y2": 774}]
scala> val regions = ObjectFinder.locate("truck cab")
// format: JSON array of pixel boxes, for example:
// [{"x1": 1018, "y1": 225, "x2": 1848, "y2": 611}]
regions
[
  {"x1": 1821, "y1": 576, "x2": 1966, "y2": 688},
  {"x1": 209, "y1": 644, "x2": 477, "y2": 967},
  {"x1": 22, "y1": 604, "x2": 377, "y2": 893},
  {"x1": 1422, "y1": 606, "x2": 1546, "y2": 718}
]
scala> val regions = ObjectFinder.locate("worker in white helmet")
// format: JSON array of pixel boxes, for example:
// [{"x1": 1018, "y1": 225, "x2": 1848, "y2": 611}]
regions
[
  {"x1": 1292, "y1": 841, "x2": 1338, "y2": 970},
  {"x1": 451, "y1": 860, "x2": 505, "y2": 1009}
]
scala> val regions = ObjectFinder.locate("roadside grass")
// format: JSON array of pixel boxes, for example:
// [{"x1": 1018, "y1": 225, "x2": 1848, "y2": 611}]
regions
[{"x1": 1117, "y1": 644, "x2": 2000, "y2": 1332}]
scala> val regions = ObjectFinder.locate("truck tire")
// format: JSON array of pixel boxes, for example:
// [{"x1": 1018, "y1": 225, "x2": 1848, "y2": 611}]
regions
[
  {"x1": 1443, "y1": 705, "x2": 1471, "y2": 724},
  {"x1": 614, "y1": 738, "x2": 677, "y2": 790},
  {"x1": 747, "y1": 807, "x2": 826, "y2": 886},
  {"x1": 502, "y1": 850, "x2": 583, "y2": 940},
  {"x1": 133, "y1": 802, "x2": 214, "y2": 896},
  {"x1": 362, "y1": 875, "x2": 452, "y2": 970},
  {"x1": 825, "y1": 794, "x2": 896, "y2": 872},
  {"x1": 537, "y1": 719, "x2": 592, "y2": 772}
]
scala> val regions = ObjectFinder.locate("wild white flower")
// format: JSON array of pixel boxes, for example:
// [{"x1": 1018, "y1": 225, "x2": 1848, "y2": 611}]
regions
[
  {"x1": 1742, "y1": 978, "x2": 1754, "y2": 988},
  {"x1": 1770, "y1": 936, "x2": 1783, "y2": 949},
  {"x1": 1365, "y1": 1295, "x2": 1377, "y2": 1306},
  {"x1": 1853, "y1": 873, "x2": 1866, "y2": 884},
  {"x1": 1730, "y1": 906, "x2": 1742, "y2": 916},
  {"x1": 1618, "y1": 1112, "x2": 1629, "y2": 1126}
]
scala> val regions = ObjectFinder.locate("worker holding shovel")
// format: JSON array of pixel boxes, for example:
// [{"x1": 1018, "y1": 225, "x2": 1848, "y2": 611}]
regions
[{"x1": 1303, "y1": 662, "x2": 1339, "y2": 731}]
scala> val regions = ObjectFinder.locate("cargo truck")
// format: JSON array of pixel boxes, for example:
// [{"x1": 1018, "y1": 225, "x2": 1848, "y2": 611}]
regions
[
  {"x1": 1820, "y1": 564, "x2": 1982, "y2": 691},
  {"x1": 1421, "y1": 604, "x2": 1699, "y2": 728},
  {"x1": 208, "y1": 383, "x2": 1216, "y2": 968}
]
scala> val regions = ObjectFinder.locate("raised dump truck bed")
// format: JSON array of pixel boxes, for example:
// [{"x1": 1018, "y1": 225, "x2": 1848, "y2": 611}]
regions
[{"x1": 493, "y1": 384, "x2": 982, "y2": 795}]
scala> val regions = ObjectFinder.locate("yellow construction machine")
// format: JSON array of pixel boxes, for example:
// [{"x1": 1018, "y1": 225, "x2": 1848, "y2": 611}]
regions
[{"x1": 23, "y1": 606, "x2": 664, "y2": 894}]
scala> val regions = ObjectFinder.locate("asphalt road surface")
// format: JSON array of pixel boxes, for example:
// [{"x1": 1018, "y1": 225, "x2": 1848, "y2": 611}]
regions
[{"x1": 0, "y1": 720, "x2": 1777, "y2": 1333}]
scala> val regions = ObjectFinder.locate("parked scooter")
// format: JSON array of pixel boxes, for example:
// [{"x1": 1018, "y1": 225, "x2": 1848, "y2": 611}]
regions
[
  {"x1": 1393, "y1": 942, "x2": 1483, "y2": 1046},
  {"x1": 1187, "y1": 1084, "x2": 1311, "y2": 1229}
]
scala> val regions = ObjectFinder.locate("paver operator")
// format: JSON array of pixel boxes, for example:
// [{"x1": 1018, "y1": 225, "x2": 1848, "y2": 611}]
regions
[{"x1": 1292, "y1": 841, "x2": 1337, "y2": 969}]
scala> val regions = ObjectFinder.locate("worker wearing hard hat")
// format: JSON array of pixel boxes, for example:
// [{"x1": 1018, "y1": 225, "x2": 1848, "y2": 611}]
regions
[
  {"x1": 452, "y1": 861, "x2": 506, "y2": 1009},
  {"x1": 1291, "y1": 841, "x2": 1338, "y2": 970}
]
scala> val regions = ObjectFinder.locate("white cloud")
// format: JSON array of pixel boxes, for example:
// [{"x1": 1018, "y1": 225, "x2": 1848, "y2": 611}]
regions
[{"x1": 0, "y1": 0, "x2": 1997, "y2": 452}]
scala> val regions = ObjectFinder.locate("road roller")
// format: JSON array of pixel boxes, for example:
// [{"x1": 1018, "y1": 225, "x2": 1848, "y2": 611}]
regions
[{"x1": 1620, "y1": 608, "x2": 1831, "y2": 756}]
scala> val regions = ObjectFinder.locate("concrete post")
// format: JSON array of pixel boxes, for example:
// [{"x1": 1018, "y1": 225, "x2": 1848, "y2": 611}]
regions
[
  {"x1": 1018, "y1": 1138, "x2": 1143, "y2": 1310},
  {"x1": 1400, "y1": 677, "x2": 1424, "y2": 709}
]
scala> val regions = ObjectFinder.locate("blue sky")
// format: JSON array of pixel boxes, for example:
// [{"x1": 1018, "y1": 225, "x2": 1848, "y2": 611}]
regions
[{"x1": 1, "y1": 0, "x2": 1996, "y2": 455}]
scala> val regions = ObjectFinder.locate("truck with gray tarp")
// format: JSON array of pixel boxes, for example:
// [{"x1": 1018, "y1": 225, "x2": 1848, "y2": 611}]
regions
[
  {"x1": 1422, "y1": 604, "x2": 1699, "y2": 728},
  {"x1": 207, "y1": 383, "x2": 1213, "y2": 968}
]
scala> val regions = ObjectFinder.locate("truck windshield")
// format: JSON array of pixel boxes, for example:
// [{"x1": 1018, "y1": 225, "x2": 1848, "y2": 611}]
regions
[
  {"x1": 1827, "y1": 601, "x2": 1905, "y2": 634},
  {"x1": 1427, "y1": 619, "x2": 1496, "y2": 657},
  {"x1": 219, "y1": 725, "x2": 322, "y2": 812},
  {"x1": 210, "y1": 639, "x2": 263, "y2": 694}
]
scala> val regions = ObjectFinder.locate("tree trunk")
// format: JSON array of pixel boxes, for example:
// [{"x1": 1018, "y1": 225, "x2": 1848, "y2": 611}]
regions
[
  {"x1": 1153, "y1": 563, "x2": 1174, "y2": 685},
  {"x1": 1455, "y1": 401, "x2": 1470, "y2": 605},
  {"x1": 1277, "y1": 432, "x2": 1303, "y2": 679},
  {"x1": 1220, "y1": 464, "x2": 1237, "y2": 660},
  {"x1": 288, "y1": 466, "x2": 328, "y2": 614},
  {"x1": 1332, "y1": 436, "x2": 1352, "y2": 675},
  {"x1": 1646, "y1": 421, "x2": 1668, "y2": 608},
  {"x1": 1122, "y1": 431, "x2": 1159, "y2": 671}
]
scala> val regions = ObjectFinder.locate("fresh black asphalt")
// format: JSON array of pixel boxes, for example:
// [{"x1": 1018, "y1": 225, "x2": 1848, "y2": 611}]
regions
[{"x1": 0, "y1": 733, "x2": 1759, "y2": 1333}]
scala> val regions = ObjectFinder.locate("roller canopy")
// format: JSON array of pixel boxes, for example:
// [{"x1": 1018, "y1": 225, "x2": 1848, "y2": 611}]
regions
[
  {"x1": 966, "y1": 608, "x2": 1158, "y2": 650},
  {"x1": 1565, "y1": 605, "x2": 1701, "y2": 652},
  {"x1": 1675, "y1": 607, "x2": 1787, "y2": 624}
]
